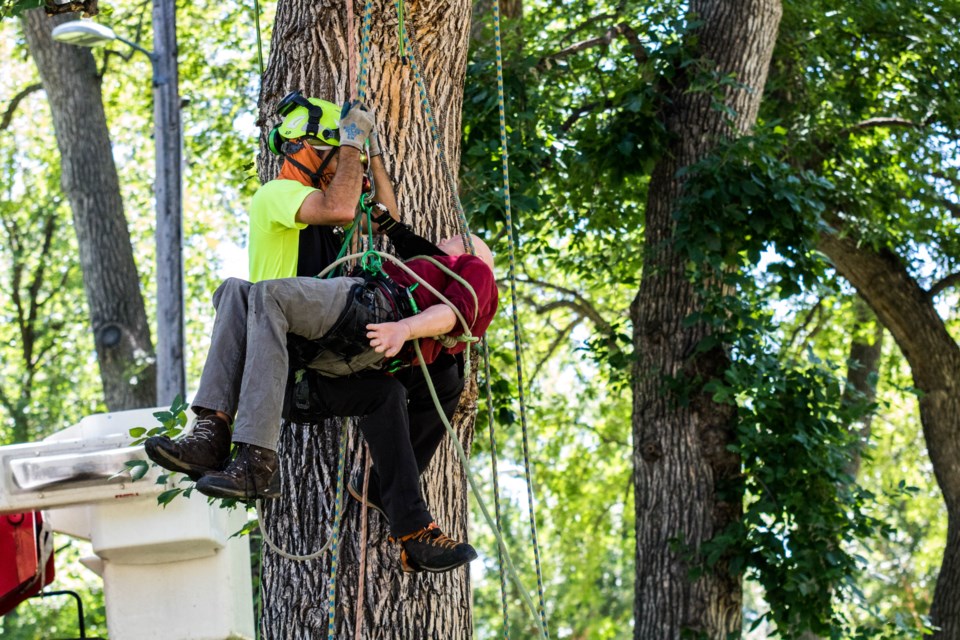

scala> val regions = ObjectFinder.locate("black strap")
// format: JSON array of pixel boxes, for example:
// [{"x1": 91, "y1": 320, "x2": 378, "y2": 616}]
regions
[{"x1": 372, "y1": 211, "x2": 445, "y2": 260}]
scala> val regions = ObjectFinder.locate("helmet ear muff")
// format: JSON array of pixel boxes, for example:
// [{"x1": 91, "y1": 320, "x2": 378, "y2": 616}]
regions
[{"x1": 267, "y1": 126, "x2": 284, "y2": 155}]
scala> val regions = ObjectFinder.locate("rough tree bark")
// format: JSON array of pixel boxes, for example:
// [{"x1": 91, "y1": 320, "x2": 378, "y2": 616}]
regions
[
  {"x1": 255, "y1": 0, "x2": 475, "y2": 637},
  {"x1": 817, "y1": 232, "x2": 960, "y2": 639},
  {"x1": 631, "y1": 1, "x2": 783, "y2": 637},
  {"x1": 22, "y1": 10, "x2": 157, "y2": 411}
]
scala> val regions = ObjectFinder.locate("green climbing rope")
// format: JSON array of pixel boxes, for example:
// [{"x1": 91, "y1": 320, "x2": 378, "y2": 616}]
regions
[
  {"x1": 413, "y1": 337, "x2": 548, "y2": 640},
  {"x1": 391, "y1": 11, "x2": 475, "y2": 252}
]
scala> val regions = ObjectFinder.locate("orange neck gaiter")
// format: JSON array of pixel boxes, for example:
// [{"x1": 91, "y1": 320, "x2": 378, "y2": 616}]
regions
[{"x1": 277, "y1": 144, "x2": 335, "y2": 189}]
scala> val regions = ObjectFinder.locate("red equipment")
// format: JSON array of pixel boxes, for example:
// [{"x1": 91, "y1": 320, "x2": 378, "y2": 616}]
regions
[{"x1": 0, "y1": 511, "x2": 55, "y2": 616}]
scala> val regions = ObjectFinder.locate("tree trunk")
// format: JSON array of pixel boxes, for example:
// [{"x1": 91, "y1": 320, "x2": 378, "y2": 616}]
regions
[
  {"x1": 800, "y1": 298, "x2": 884, "y2": 640},
  {"x1": 631, "y1": 1, "x2": 782, "y2": 637},
  {"x1": 22, "y1": 10, "x2": 157, "y2": 411},
  {"x1": 817, "y1": 232, "x2": 960, "y2": 639},
  {"x1": 842, "y1": 297, "x2": 883, "y2": 479},
  {"x1": 257, "y1": 0, "x2": 475, "y2": 636}
]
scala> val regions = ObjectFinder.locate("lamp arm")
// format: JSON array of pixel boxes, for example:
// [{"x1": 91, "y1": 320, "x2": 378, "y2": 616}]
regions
[{"x1": 113, "y1": 35, "x2": 165, "y2": 85}]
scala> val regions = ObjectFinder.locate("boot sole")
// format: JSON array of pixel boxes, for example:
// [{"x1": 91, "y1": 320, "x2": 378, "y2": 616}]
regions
[
  {"x1": 401, "y1": 547, "x2": 478, "y2": 574},
  {"x1": 144, "y1": 438, "x2": 226, "y2": 481},
  {"x1": 194, "y1": 474, "x2": 281, "y2": 501}
]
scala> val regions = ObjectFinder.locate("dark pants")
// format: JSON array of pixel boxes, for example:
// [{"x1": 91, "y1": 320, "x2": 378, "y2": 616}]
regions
[{"x1": 309, "y1": 354, "x2": 464, "y2": 537}]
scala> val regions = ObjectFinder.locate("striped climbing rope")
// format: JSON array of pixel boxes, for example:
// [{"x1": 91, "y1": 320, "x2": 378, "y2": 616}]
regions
[
  {"x1": 392, "y1": 8, "x2": 550, "y2": 637},
  {"x1": 327, "y1": 417, "x2": 351, "y2": 638},
  {"x1": 357, "y1": 0, "x2": 375, "y2": 102},
  {"x1": 490, "y1": 1, "x2": 551, "y2": 636},
  {"x1": 483, "y1": 343, "x2": 511, "y2": 638}
]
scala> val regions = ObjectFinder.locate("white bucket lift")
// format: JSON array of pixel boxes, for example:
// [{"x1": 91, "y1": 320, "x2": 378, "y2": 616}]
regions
[{"x1": 0, "y1": 408, "x2": 255, "y2": 640}]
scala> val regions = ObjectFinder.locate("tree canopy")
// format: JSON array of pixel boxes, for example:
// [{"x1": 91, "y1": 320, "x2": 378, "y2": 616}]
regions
[{"x1": 1, "y1": 0, "x2": 959, "y2": 637}]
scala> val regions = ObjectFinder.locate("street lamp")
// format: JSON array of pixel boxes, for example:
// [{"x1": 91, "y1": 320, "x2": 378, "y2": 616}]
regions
[{"x1": 53, "y1": 16, "x2": 186, "y2": 406}]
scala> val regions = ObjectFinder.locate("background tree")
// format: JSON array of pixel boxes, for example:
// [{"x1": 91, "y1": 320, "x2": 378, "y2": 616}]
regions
[
  {"x1": 0, "y1": 1, "x2": 263, "y2": 635},
  {"x1": 631, "y1": 1, "x2": 783, "y2": 636},
  {"x1": 22, "y1": 9, "x2": 156, "y2": 411},
  {"x1": 0, "y1": 161, "x2": 86, "y2": 444},
  {"x1": 754, "y1": 0, "x2": 960, "y2": 634}
]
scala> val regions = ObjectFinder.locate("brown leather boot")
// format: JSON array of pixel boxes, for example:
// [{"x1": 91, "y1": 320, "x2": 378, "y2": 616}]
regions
[
  {"x1": 144, "y1": 413, "x2": 231, "y2": 481},
  {"x1": 194, "y1": 443, "x2": 279, "y2": 500}
]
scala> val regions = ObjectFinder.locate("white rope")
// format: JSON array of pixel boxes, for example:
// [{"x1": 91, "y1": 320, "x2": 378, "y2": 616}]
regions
[
  {"x1": 257, "y1": 248, "x2": 484, "y2": 563},
  {"x1": 256, "y1": 499, "x2": 348, "y2": 562}
]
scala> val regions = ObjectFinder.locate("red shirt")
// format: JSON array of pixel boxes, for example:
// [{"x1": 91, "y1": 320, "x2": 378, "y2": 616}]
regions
[{"x1": 383, "y1": 254, "x2": 499, "y2": 364}]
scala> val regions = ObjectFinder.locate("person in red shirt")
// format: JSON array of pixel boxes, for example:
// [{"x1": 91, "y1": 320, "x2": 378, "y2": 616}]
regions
[{"x1": 148, "y1": 234, "x2": 497, "y2": 573}]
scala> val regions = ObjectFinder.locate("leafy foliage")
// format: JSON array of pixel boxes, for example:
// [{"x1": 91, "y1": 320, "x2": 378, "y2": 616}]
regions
[{"x1": 1, "y1": 0, "x2": 958, "y2": 636}]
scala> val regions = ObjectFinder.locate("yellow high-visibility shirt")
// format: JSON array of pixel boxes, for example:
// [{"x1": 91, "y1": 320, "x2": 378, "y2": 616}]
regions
[{"x1": 247, "y1": 180, "x2": 315, "y2": 282}]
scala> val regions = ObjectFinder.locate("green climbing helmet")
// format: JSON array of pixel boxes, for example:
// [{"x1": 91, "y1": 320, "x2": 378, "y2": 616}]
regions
[{"x1": 268, "y1": 91, "x2": 340, "y2": 154}]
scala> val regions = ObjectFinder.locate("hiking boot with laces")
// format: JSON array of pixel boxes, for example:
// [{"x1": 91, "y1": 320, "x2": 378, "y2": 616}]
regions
[
  {"x1": 393, "y1": 522, "x2": 478, "y2": 574},
  {"x1": 144, "y1": 413, "x2": 231, "y2": 481},
  {"x1": 194, "y1": 443, "x2": 280, "y2": 501},
  {"x1": 347, "y1": 472, "x2": 386, "y2": 518}
]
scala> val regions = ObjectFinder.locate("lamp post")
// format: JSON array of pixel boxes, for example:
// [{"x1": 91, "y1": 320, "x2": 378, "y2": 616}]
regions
[{"x1": 53, "y1": 10, "x2": 186, "y2": 406}]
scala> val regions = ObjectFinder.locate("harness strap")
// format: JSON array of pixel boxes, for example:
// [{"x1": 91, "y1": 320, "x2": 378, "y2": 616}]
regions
[{"x1": 287, "y1": 274, "x2": 410, "y2": 373}]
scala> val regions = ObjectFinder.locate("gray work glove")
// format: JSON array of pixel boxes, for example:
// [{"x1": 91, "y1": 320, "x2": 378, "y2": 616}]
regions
[
  {"x1": 339, "y1": 100, "x2": 375, "y2": 151},
  {"x1": 368, "y1": 125, "x2": 382, "y2": 158}
]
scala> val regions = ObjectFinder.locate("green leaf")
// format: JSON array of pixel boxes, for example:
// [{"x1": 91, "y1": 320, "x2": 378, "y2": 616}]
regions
[
  {"x1": 130, "y1": 460, "x2": 150, "y2": 481},
  {"x1": 157, "y1": 489, "x2": 183, "y2": 507}
]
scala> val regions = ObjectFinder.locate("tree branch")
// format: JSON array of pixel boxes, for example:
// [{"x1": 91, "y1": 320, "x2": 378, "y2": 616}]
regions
[
  {"x1": 532, "y1": 319, "x2": 577, "y2": 378},
  {"x1": 783, "y1": 296, "x2": 824, "y2": 354},
  {"x1": 558, "y1": 12, "x2": 619, "y2": 46},
  {"x1": 510, "y1": 276, "x2": 617, "y2": 335},
  {"x1": 810, "y1": 117, "x2": 927, "y2": 166},
  {"x1": 835, "y1": 117, "x2": 925, "y2": 137},
  {"x1": 537, "y1": 22, "x2": 647, "y2": 72},
  {"x1": 0, "y1": 382, "x2": 12, "y2": 415},
  {"x1": 561, "y1": 99, "x2": 615, "y2": 131},
  {"x1": 817, "y1": 226, "x2": 959, "y2": 389},
  {"x1": 25, "y1": 210, "x2": 58, "y2": 339},
  {"x1": 928, "y1": 272, "x2": 960, "y2": 298},
  {"x1": 1, "y1": 83, "x2": 42, "y2": 132},
  {"x1": 930, "y1": 169, "x2": 960, "y2": 192}
]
